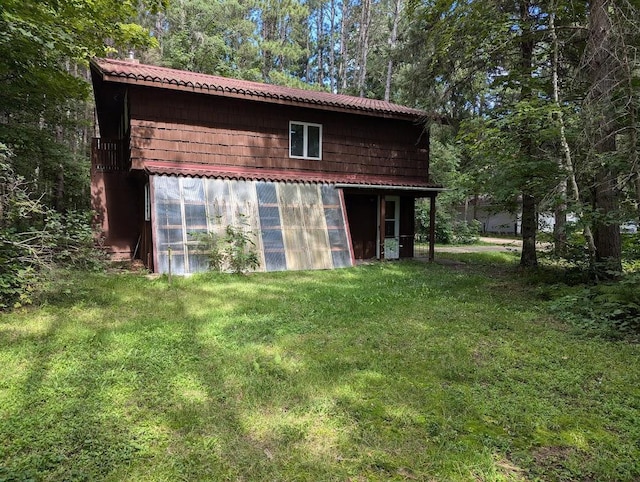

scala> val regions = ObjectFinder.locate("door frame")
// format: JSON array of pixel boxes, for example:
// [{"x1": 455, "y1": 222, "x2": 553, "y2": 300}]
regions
[
  {"x1": 376, "y1": 195, "x2": 400, "y2": 259},
  {"x1": 385, "y1": 195, "x2": 400, "y2": 259}
]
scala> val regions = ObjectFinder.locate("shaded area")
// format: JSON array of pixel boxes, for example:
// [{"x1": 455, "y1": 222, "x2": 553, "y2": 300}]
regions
[{"x1": 0, "y1": 263, "x2": 639, "y2": 480}]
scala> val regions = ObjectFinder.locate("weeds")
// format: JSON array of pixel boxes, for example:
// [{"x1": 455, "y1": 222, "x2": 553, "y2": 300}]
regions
[{"x1": 193, "y1": 221, "x2": 260, "y2": 274}]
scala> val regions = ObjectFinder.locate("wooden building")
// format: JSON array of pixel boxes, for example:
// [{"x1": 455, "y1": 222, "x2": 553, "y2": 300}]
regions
[{"x1": 90, "y1": 58, "x2": 442, "y2": 274}]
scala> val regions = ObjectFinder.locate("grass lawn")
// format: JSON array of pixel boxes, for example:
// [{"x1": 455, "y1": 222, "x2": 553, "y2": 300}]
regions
[{"x1": 1, "y1": 257, "x2": 639, "y2": 481}]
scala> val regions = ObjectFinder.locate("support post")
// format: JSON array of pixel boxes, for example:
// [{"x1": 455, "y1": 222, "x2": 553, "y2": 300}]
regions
[
  {"x1": 429, "y1": 195, "x2": 436, "y2": 262},
  {"x1": 379, "y1": 195, "x2": 386, "y2": 260}
]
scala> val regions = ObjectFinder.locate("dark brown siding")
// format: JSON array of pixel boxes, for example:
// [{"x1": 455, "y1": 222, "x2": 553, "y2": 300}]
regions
[
  {"x1": 399, "y1": 196, "x2": 415, "y2": 258},
  {"x1": 128, "y1": 87, "x2": 429, "y2": 184},
  {"x1": 91, "y1": 170, "x2": 140, "y2": 259},
  {"x1": 344, "y1": 194, "x2": 378, "y2": 259}
]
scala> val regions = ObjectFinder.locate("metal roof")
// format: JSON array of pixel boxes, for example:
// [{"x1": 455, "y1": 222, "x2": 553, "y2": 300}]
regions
[
  {"x1": 91, "y1": 58, "x2": 427, "y2": 120},
  {"x1": 143, "y1": 161, "x2": 441, "y2": 192}
]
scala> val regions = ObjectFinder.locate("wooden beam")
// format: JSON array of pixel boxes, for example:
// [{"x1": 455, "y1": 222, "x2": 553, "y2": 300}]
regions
[
  {"x1": 429, "y1": 194, "x2": 436, "y2": 262},
  {"x1": 379, "y1": 195, "x2": 386, "y2": 260}
]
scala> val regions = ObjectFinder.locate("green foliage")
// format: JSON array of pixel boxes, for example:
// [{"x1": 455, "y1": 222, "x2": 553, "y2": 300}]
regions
[
  {"x1": 0, "y1": 0, "x2": 164, "y2": 308},
  {"x1": 45, "y1": 211, "x2": 109, "y2": 271},
  {"x1": 159, "y1": 0, "x2": 259, "y2": 77},
  {"x1": 0, "y1": 0, "x2": 164, "y2": 213},
  {"x1": 193, "y1": 232, "x2": 225, "y2": 272},
  {"x1": 0, "y1": 236, "x2": 35, "y2": 310},
  {"x1": 416, "y1": 200, "x2": 480, "y2": 245},
  {"x1": 549, "y1": 272, "x2": 640, "y2": 336},
  {"x1": 195, "y1": 222, "x2": 260, "y2": 274},
  {"x1": 155, "y1": 0, "x2": 313, "y2": 84},
  {"x1": 224, "y1": 224, "x2": 260, "y2": 274},
  {"x1": 0, "y1": 147, "x2": 106, "y2": 309},
  {"x1": 622, "y1": 234, "x2": 640, "y2": 270}
]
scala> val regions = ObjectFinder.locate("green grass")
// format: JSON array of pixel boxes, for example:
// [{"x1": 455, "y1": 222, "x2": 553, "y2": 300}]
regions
[{"x1": 1, "y1": 261, "x2": 639, "y2": 481}]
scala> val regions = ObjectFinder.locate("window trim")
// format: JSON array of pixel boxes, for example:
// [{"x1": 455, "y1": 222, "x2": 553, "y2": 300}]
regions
[{"x1": 289, "y1": 121, "x2": 322, "y2": 160}]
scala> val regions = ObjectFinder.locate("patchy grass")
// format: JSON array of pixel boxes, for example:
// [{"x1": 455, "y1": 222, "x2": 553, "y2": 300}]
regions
[{"x1": 0, "y1": 261, "x2": 639, "y2": 481}]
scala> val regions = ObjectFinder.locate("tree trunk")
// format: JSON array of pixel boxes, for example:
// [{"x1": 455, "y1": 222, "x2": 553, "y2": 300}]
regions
[
  {"x1": 553, "y1": 180, "x2": 567, "y2": 256},
  {"x1": 306, "y1": 18, "x2": 312, "y2": 81},
  {"x1": 587, "y1": 0, "x2": 622, "y2": 274},
  {"x1": 339, "y1": 0, "x2": 349, "y2": 92},
  {"x1": 329, "y1": 0, "x2": 336, "y2": 92},
  {"x1": 54, "y1": 165, "x2": 65, "y2": 212},
  {"x1": 521, "y1": 193, "x2": 538, "y2": 267},
  {"x1": 357, "y1": 0, "x2": 371, "y2": 97},
  {"x1": 636, "y1": 170, "x2": 640, "y2": 223},
  {"x1": 384, "y1": 0, "x2": 401, "y2": 102},
  {"x1": 317, "y1": 2, "x2": 324, "y2": 84},
  {"x1": 549, "y1": 5, "x2": 597, "y2": 258},
  {"x1": 594, "y1": 169, "x2": 622, "y2": 271},
  {"x1": 519, "y1": 0, "x2": 537, "y2": 268}
]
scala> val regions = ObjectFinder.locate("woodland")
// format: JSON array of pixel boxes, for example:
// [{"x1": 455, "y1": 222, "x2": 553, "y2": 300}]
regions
[{"x1": 1, "y1": 0, "x2": 640, "y2": 316}]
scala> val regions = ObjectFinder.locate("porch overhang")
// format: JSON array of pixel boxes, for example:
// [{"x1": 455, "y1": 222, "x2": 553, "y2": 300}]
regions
[
  {"x1": 141, "y1": 161, "x2": 443, "y2": 193},
  {"x1": 334, "y1": 183, "x2": 445, "y2": 197}
]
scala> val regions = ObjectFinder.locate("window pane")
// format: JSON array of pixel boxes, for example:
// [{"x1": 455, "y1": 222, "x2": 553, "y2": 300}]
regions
[
  {"x1": 290, "y1": 123, "x2": 304, "y2": 157},
  {"x1": 307, "y1": 125, "x2": 320, "y2": 158},
  {"x1": 385, "y1": 200, "x2": 396, "y2": 220},
  {"x1": 385, "y1": 220, "x2": 396, "y2": 237}
]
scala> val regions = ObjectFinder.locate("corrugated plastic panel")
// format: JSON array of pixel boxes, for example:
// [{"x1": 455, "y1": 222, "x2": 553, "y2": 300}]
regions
[
  {"x1": 256, "y1": 182, "x2": 287, "y2": 271},
  {"x1": 154, "y1": 176, "x2": 184, "y2": 274},
  {"x1": 181, "y1": 177, "x2": 208, "y2": 272},
  {"x1": 152, "y1": 176, "x2": 353, "y2": 274},
  {"x1": 321, "y1": 185, "x2": 352, "y2": 268}
]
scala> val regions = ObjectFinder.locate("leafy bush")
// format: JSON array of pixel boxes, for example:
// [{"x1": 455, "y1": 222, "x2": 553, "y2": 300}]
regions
[
  {"x1": 548, "y1": 272, "x2": 640, "y2": 336},
  {"x1": 195, "y1": 222, "x2": 260, "y2": 274},
  {"x1": 453, "y1": 219, "x2": 482, "y2": 244},
  {"x1": 416, "y1": 202, "x2": 480, "y2": 244},
  {"x1": 0, "y1": 146, "x2": 106, "y2": 309},
  {"x1": 622, "y1": 233, "x2": 640, "y2": 271},
  {"x1": 224, "y1": 224, "x2": 260, "y2": 274},
  {"x1": 0, "y1": 237, "x2": 35, "y2": 309}
]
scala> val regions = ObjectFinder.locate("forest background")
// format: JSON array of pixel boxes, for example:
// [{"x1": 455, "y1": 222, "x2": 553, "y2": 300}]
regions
[{"x1": 1, "y1": 0, "x2": 639, "y2": 308}]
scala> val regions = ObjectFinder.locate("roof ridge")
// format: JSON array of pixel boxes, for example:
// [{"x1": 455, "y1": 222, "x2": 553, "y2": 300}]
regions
[{"x1": 92, "y1": 57, "x2": 426, "y2": 119}]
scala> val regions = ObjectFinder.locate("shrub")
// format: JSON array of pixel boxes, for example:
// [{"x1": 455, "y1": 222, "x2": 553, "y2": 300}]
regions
[
  {"x1": 453, "y1": 219, "x2": 481, "y2": 244},
  {"x1": 0, "y1": 146, "x2": 106, "y2": 309},
  {"x1": 622, "y1": 233, "x2": 640, "y2": 271},
  {"x1": 548, "y1": 272, "x2": 640, "y2": 336},
  {"x1": 195, "y1": 222, "x2": 260, "y2": 274}
]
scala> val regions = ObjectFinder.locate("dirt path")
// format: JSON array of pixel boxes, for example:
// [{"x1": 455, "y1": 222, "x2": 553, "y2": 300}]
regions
[{"x1": 435, "y1": 237, "x2": 526, "y2": 254}]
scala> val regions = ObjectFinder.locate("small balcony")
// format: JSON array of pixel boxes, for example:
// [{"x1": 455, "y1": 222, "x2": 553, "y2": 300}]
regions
[{"x1": 92, "y1": 138, "x2": 129, "y2": 172}]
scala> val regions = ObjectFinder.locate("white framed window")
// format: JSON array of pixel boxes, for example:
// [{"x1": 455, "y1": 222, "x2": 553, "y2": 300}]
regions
[{"x1": 289, "y1": 121, "x2": 322, "y2": 160}]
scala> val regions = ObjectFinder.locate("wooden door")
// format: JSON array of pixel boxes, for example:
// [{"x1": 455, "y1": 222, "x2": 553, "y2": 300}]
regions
[{"x1": 345, "y1": 194, "x2": 378, "y2": 259}]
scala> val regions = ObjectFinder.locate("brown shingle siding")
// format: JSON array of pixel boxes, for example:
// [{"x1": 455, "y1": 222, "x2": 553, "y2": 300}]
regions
[{"x1": 99, "y1": 61, "x2": 433, "y2": 187}]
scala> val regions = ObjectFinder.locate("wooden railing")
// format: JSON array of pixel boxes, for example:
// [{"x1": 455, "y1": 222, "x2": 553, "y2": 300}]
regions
[{"x1": 92, "y1": 138, "x2": 129, "y2": 172}]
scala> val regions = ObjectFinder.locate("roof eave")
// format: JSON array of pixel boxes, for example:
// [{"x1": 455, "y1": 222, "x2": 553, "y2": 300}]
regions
[{"x1": 91, "y1": 59, "x2": 427, "y2": 122}]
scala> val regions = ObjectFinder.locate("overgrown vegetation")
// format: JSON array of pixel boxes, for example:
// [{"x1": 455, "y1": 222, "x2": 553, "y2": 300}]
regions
[
  {"x1": 548, "y1": 272, "x2": 640, "y2": 337},
  {"x1": 193, "y1": 221, "x2": 260, "y2": 274},
  {"x1": 0, "y1": 146, "x2": 106, "y2": 309},
  {"x1": 416, "y1": 200, "x2": 481, "y2": 244},
  {"x1": 1, "y1": 260, "x2": 639, "y2": 481},
  {"x1": 533, "y1": 232, "x2": 640, "y2": 338}
]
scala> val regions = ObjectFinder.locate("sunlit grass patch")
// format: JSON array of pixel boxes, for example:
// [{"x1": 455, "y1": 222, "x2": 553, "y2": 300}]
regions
[{"x1": 0, "y1": 262, "x2": 639, "y2": 481}]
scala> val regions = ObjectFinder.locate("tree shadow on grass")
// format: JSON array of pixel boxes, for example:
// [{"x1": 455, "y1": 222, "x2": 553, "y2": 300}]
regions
[{"x1": 2, "y1": 263, "x2": 631, "y2": 480}]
